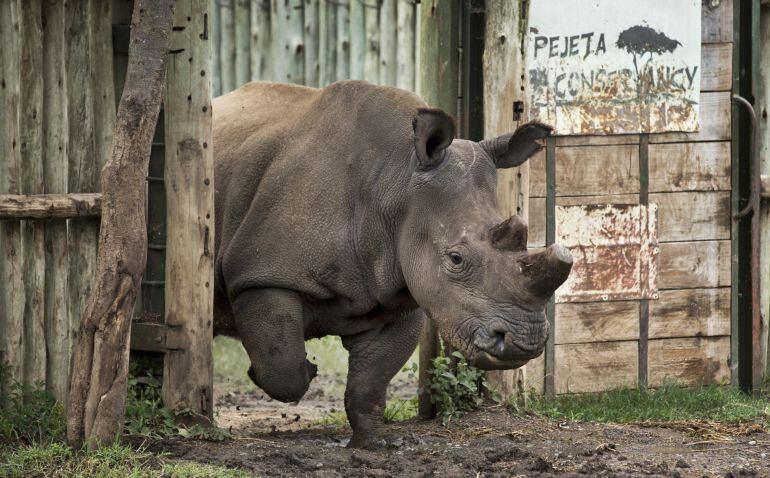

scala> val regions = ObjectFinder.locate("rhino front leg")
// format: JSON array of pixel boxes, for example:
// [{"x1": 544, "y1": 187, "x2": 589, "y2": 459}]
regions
[
  {"x1": 231, "y1": 288, "x2": 317, "y2": 402},
  {"x1": 341, "y1": 308, "x2": 424, "y2": 448}
]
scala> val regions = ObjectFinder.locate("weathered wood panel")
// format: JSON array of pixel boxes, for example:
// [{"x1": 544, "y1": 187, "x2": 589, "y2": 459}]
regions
[
  {"x1": 211, "y1": 0, "x2": 222, "y2": 95},
  {"x1": 650, "y1": 92, "x2": 731, "y2": 143},
  {"x1": 163, "y1": 0, "x2": 215, "y2": 420},
  {"x1": 42, "y1": 0, "x2": 70, "y2": 403},
  {"x1": 658, "y1": 240, "x2": 731, "y2": 289},
  {"x1": 701, "y1": 43, "x2": 732, "y2": 92},
  {"x1": 303, "y1": 0, "x2": 318, "y2": 86},
  {"x1": 648, "y1": 142, "x2": 731, "y2": 192},
  {"x1": 363, "y1": 0, "x2": 379, "y2": 82},
  {"x1": 557, "y1": 194, "x2": 640, "y2": 206},
  {"x1": 554, "y1": 134, "x2": 639, "y2": 147},
  {"x1": 555, "y1": 145, "x2": 640, "y2": 197},
  {"x1": 555, "y1": 341, "x2": 638, "y2": 394},
  {"x1": 702, "y1": 0, "x2": 733, "y2": 43},
  {"x1": 335, "y1": 0, "x2": 350, "y2": 81},
  {"x1": 0, "y1": 194, "x2": 102, "y2": 220},
  {"x1": 524, "y1": 353, "x2": 545, "y2": 395},
  {"x1": 250, "y1": 0, "x2": 272, "y2": 82},
  {"x1": 220, "y1": 0, "x2": 236, "y2": 90},
  {"x1": 379, "y1": 0, "x2": 396, "y2": 86},
  {"x1": 555, "y1": 301, "x2": 639, "y2": 345},
  {"x1": 529, "y1": 197, "x2": 545, "y2": 248},
  {"x1": 235, "y1": 0, "x2": 251, "y2": 86},
  {"x1": 395, "y1": 0, "x2": 415, "y2": 91},
  {"x1": 349, "y1": 0, "x2": 364, "y2": 79},
  {"x1": 19, "y1": 0, "x2": 46, "y2": 388},
  {"x1": 0, "y1": 0, "x2": 24, "y2": 390},
  {"x1": 529, "y1": 149, "x2": 545, "y2": 198},
  {"x1": 318, "y1": 0, "x2": 337, "y2": 85},
  {"x1": 650, "y1": 191, "x2": 730, "y2": 242},
  {"x1": 649, "y1": 288, "x2": 731, "y2": 339},
  {"x1": 648, "y1": 336, "x2": 731, "y2": 387}
]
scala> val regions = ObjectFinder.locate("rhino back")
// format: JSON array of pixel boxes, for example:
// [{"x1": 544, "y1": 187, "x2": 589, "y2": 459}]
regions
[{"x1": 213, "y1": 81, "x2": 425, "y2": 314}]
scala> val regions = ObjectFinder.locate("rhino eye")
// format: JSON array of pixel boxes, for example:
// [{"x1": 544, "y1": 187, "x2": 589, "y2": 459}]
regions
[{"x1": 449, "y1": 252, "x2": 463, "y2": 265}]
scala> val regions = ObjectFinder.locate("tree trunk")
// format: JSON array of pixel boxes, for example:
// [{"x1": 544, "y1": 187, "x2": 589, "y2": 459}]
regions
[{"x1": 67, "y1": 0, "x2": 175, "y2": 449}]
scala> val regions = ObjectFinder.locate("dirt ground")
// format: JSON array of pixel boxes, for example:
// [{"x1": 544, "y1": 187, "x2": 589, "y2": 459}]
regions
[{"x1": 135, "y1": 384, "x2": 770, "y2": 478}]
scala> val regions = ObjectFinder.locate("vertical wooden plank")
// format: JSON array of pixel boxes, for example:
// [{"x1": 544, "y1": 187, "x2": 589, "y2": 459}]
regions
[
  {"x1": 235, "y1": 0, "x2": 251, "y2": 86},
  {"x1": 66, "y1": 0, "x2": 99, "y2": 389},
  {"x1": 349, "y1": 0, "x2": 364, "y2": 79},
  {"x1": 318, "y1": 0, "x2": 336, "y2": 85},
  {"x1": 417, "y1": 0, "x2": 458, "y2": 418},
  {"x1": 220, "y1": 0, "x2": 236, "y2": 91},
  {"x1": 18, "y1": 0, "x2": 46, "y2": 389},
  {"x1": 163, "y1": 0, "x2": 215, "y2": 421},
  {"x1": 42, "y1": 0, "x2": 69, "y2": 403},
  {"x1": 90, "y1": 0, "x2": 116, "y2": 173},
  {"x1": 0, "y1": 0, "x2": 24, "y2": 391},
  {"x1": 303, "y1": 0, "x2": 319, "y2": 86},
  {"x1": 395, "y1": 0, "x2": 414, "y2": 90},
  {"x1": 362, "y1": 0, "x2": 379, "y2": 82},
  {"x1": 758, "y1": 3, "x2": 770, "y2": 382},
  {"x1": 335, "y1": 0, "x2": 350, "y2": 80},
  {"x1": 272, "y1": 0, "x2": 305, "y2": 84},
  {"x1": 378, "y1": 0, "x2": 396, "y2": 85},
  {"x1": 250, "y1": 0, "x2": 272, "y2": 82},
  {"x1": 482, "y1": 0, "x2": 532, "y2": 399},
  {"x1": 211, "y1": 0, "x2": 222, "y2": 95}
]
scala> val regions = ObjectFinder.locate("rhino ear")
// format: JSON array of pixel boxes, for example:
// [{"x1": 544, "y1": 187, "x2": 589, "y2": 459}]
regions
[
  {"x1": 480, "y1": 122, "x2": 553, "y2": 169},
  {"x1": 412, "y1": 108, "x2": 456, "y2": 169}
]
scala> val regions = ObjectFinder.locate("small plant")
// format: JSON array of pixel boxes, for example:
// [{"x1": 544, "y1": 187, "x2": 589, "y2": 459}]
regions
[
  {"x1": 0, "y1": 363, "x2": 66, "y2": 445},
  {"x1": 383, "y1": 397, "x2": 418, "y2": 422},
  {"x1": 423, "y1": 351, "x2": 501, "y2": 426}
]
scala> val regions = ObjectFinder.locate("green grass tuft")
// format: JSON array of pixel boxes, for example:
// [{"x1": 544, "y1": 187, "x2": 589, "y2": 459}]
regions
[{"x1": 526, "y1": 383, "x2": 770, "y2": 425}]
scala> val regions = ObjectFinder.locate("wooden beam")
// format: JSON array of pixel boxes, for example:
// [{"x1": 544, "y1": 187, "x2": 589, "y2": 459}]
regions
[{"x1": 0, "y1": 194, "x2": 101, "y2": 220}]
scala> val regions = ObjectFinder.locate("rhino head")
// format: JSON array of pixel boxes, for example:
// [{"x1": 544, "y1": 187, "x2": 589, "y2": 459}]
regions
[{"x1": 400, "y1": 108, "x2": 572, "y2": 370}]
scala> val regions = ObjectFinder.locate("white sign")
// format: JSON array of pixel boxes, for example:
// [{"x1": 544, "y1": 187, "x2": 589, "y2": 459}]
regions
[{"x1": 525, "y1": 0, "x2": 701, "y2": 135}]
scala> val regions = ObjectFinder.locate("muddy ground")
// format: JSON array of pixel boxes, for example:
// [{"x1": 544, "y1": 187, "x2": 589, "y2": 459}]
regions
[{"x1": 135, "y1": 383, "x2": 770, "y2": 478}]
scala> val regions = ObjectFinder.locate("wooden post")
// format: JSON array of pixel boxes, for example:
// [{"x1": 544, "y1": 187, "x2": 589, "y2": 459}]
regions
[
  {"x1": 318, "y1": 0, "x2": 337, "y2": 85},
  {"x1": 416, "y1": 0, "x2": 459, "y2": 419},
  {"x1": 336, "y1": 0, "x2": 350, "y2": 80},
  {"x1": 0, "y1": 194, "x2": 102, "y2": 220},
  {"x1": 0, "y1": 0, "x2": 24, "y2": 394},
  {"x1": 272, "y1": 0, "x2": 305, "y2": 84},
  {"x1": 250, "y1": 0, "x2": 272, "y2": 82},
  {"x1": 349, "y1": 0, "x2": 364, "y2": 79},
  {"x1": 220, "y1": 0, "x2": 236, "y2": 91},
  {"x1": 755, "y1": 2, "x2": 770, "y2": 380},
  {"x1": 378, "y1": 0, "x2": 396, "y2": 85},
  {"x1": 19, "y1": 0, "x2": 47, "y2": 390},
  {"x1": 211, "y1": 0, "x2": 222, "y2": 95},
  {"x1": 235, "y1": 0, "x2": 251, "y2": 86},
  {"x1": 162, "y1": 0, "x2": 215, "y2": 424},
  {"x1": 395, "y1": 0, "x2": 415, "y2": 90},
  {"x1": 362, "y1": 0, "x2": 379, "y2": 82},
  {"x1": 67, "y1": 0, "x2": 174, "y2": 449},
  {"x1": 482, "y1": 1, "x2": 534, "y2": 403},
  {"x1": 304, "y1": 0, "x2": 319, "y2": 86},
  {"x1": 42, "y1": 0, "x2": 70, "y2": 403}
]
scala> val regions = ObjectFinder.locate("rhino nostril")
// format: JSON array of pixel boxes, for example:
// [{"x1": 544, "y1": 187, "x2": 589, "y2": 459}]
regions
[{"x1": 492, "y1": 331, "x2": 507, "y2": 355}]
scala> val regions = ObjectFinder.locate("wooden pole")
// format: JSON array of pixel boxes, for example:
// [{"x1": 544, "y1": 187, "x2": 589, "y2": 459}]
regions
[
  {"x1": 220, "y1": 0, "x2": 236, "y2": 91},
  {"x1": 416, "y1": 0, "x2": 458, "y2": 419},
  {"x1": 42, "y1": 0, "x2": 69, "y2": 403},
  {"x1": 19, "y1": 0, "x2": 47, "y2": 390},
  {"x1": 336, "y1": 0, "x2": 350, "y2": 80},
  {"x1": 67, "y1": 0, "x2": 174, "y2": 449},
  {"x1": 211, "y1": 0, "x2": 222, "y2": 95},
  {"x1": 0, "y1": 0, "x2": 24, "y2": 394},
  {"x1": 395, "y1": 0, "x2": 415, "y2": 91},
  {"x1": 250, "y1": 0, "x2": 272, "y2": 82},
  {"x1": 758, "y1": 3, "x2": 769, "y2": 380},
  {"x1": 483, "y1": 1, "x2": 533, "y2": 402},
  {"x1": 318, "y1": 0, "x2": 337, "y2": 85},
  {"x1": 0, "y1": 194, "x2": 102, "y2": 220},
  {"x1": 362, "y1": 0, "x2": 379, "y2": 83},
  {"x1": 162, "y1": 0, "x2": 215, "y2": 424},
  {"x1": 349, "y1": 0, "x2": 364, "y2": 79},
  {"x1": 235, "y1": 0, "x2": 251, "y2": 86},
  {"x1": 304, "y1": 0, "x2": 319, "y2": 86},
  {"x1": 378, "y1": 0, "x2": 396, "y2": 85}
]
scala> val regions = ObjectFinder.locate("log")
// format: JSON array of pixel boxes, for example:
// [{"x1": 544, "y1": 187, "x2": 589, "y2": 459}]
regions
[
  {"x1": 42, "y1": 0, "x2": 70, "y2": 404},
  {"x1": 235, "y1": 0, "x2": 251, "y2": 86},
  {"x1": 0, "y1": 194, "x2": 102, "y2": 220},
  {"x1": 211, "y1": 0, "x2": 222, "y2": 95},
  {"x1": 318, "y1": 0, "x2": 337, "y2": 85},
  {"x1": 483, "y1": 0, "x2": 531, "y2": 401},
  {"x1": 220, "y1": 0, "x2": 236, "y2": 91},
  {"x1": 19, "y1": 0, "x2": 47, "y2": 389},
  {"x1": 378, "y1": 0, "x2": 396, "y2": 85},
  {"x1": 362, "y1": 0, "x2": 379, "y2": 82},
  {"x1": 395, "y1": 0, "x2": 415, "y2": 90},
  {"x1": 162, "y1": 0, "x2": 215, "y2": 424},
  {"x1": 348, "y1": 0, "x2": 364, "y2": 79},
  {"x1": 250, "y1": 0, "x2": 272, "y2": 82},
  {"x1": 759, "y1": 5, "x2": 770, "y2": 381},
  {"x1": 336, "y1": 0, "x2": 350, "y2": 80},
  {"x1": 0, "y1": 0, "x2": 24, "y2": 394},
  {"x1": 67, "y1": 0, "x2": 174, "y2": 449},
  {"x1": 303, "y1": 0, "x2": 319, "y2": 86}
]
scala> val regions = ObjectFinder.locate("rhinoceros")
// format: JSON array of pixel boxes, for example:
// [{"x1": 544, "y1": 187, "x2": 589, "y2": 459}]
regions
[{"x1": 212, "y1": 80, "x2": 572, "y2": 447}]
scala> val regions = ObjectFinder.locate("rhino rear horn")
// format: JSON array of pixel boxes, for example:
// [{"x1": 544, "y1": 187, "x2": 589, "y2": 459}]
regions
[
  {"x1": 489, "y1": 215, "x2": 528, "y2": 251},
  {"x1": 517, "y1": 244, "x2": 573, "y2": 299},
  {"x1": 412, "y1": 108, "x2": 456, "y2": 169},
  {"x1": 480, "y1": 121, "x2": 553, "y2": 169}
]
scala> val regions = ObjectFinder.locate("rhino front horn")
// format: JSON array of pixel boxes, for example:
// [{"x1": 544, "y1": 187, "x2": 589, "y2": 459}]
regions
[
  {"x1": 490, "y1": 215, "x2": 528, "y2": 251},
  {"x1": 518, "y1": 244, "x2": 573, "y2": 299}
]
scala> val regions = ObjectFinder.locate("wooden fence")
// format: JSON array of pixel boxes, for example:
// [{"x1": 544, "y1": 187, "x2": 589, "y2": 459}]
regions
[{"x1": 210, "y1": 0, "x2": 419, "y2": 95}]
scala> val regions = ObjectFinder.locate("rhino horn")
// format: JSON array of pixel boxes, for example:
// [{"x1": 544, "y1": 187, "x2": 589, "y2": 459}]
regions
[
  {"x1": 517, "y1": 244, "x2": 573, "y2": 299},
  {"x1": 489, "y1": 215, "x2": 528, "y2": 251}
]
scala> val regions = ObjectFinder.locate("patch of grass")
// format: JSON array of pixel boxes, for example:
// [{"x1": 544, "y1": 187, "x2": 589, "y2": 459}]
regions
[
  {"x1": 527, "y1": 383, "x2": 770, "y2": 425},
  {"x1": 0, "y1": 442, "x2": 251, "y2": 478},
  {"x1": 384, "y1": 396, "x2": 418, "y2": 422},
  {"x1": 0, "y1": 364, "x2": 66, "y2": 446}
]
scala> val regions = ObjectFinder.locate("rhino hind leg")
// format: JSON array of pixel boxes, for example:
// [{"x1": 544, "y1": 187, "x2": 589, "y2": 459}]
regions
[
  {"x1": 341, "y1": 308, "x2": 424, "y2": 449},
  {"x1": 231, "y1": 288, "x2": 317, "y2": 403}
]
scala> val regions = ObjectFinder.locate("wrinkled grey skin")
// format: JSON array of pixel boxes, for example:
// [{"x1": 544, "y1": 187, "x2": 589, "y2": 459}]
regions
[{"x1": 212, "y1": 81, "x2": 572, "y2": 448}]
